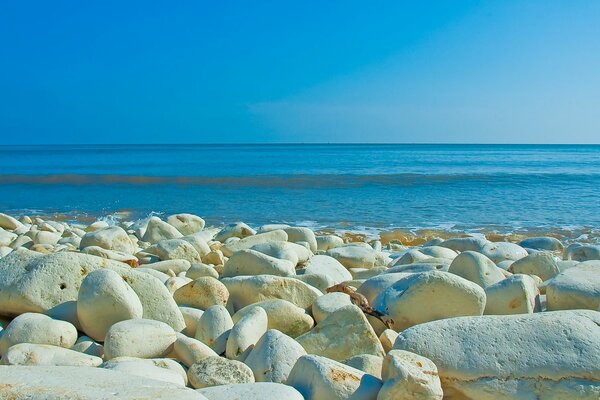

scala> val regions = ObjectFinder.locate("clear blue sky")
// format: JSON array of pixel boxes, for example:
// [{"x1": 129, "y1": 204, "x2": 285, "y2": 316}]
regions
[{"x1": 1, "y1": 1, "x2": 599, "y2": 144}]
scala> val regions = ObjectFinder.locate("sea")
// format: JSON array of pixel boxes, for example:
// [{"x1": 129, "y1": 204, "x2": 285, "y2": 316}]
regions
[{"x1": 0, "y1": 144, "x2": 599, "y2": 240}]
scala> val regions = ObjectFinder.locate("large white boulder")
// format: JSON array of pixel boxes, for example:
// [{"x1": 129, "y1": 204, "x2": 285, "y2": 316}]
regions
[
  {"x1": 80, "y1": 226, "x2": 135, "y2": 254},
  {"x1": 377, "y1": 350, "x2": 443, "y2": 400},
  {"x1": 448, "y1": 251, "x2": 505, "y2": 288},
  {"x1": 142, "y1": 217, "x2": 183, "y2": 243},
  {"x1": 167, "y1": 213, "x2": 205, "y2": 235},
  {"x1": 509, "y1": 251, "x2": 561, "y2": 281},
  {"x1": 173, "y1": 277, "x2": 229, "y2": 310},
  {"x1": 174, "y1": 333, "x2": 218, "y2": 367},
  {"x1": 480, "y1": 241, "x2": 528, "y2": 263},
  {"x1": 245, "y1": 329, "x2": 306, "y2": 383},
  {"x1": 195, "y1": 305, "x2": 233, "y2": 354},
  {"x1": 100, "y1": 357, "x2": 187, "y2": 386},
  {"x1": 546, "y1": 262, "x2": 600, "y2": 311},
  {"x1": 232, "y1": 299, "x2": 314, "y2": 338},
  {"x1": 77, "y1": 269, "x2": 143, "y2": 341},
  {"x1": 284, "y1": 227, "x2": 318, "y2": 252},
  {"x1": 304, "y1": 255, "x2": 353, "y2": 285},
  {"x1": 225, "y1": 306, "x2": 268, "y2": 361},
  {"x1": 251, "y1": 241, "x2": 312, "y2": 266},
  {"x1": 393, "y1": 310, "x2": 600, "y2": 399},
  {"x1": 519, "y1": 236, "x2": 563, "y2": 252},
  {"x1": 150, "y1": 238, "x2": 203, "y2": 263},
  {"x1": 327, "y1": 245, "x2": 377, "y2": 269},
  {"x1": 1, "y1": 343, "x2": 103, "y2": 367},
  {"x1": 221, "y1": 230, "x2": 288, "y2": 257},
  {"x1": 484, "y1": 274, "x2": 540, "y2": 315},
  {"x1": 187, "y1": 356, "x2": 254, "y2": 389},
  {"x1": 223, "y1": 249, "x2": 296, "y2": 277},
  {"x1": 0, "y1": 313, "x2": 77, "y2": 355},
  {"x1": 311, "y1": 292, "x2": 353, "y2": 323},
  {"x1": 104, "y1": 319, "x2": 177, "y2": 360},
  {"x1": 215, "y1": 222, "x2": 256, "y2": 242}
]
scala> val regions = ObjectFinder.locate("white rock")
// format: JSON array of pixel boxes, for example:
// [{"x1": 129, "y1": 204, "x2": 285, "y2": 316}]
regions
[
  {"x1": 142, "y1": 217, "x2": 183, "y2": 243},
  {"x1": 304, "y1": 255, "x2": 353, "y2": 285},
  {"x1": 419, "y1": 245, "x2": 458, "y2": 260},
  {"x1": 195, "y1": 305, "x2": 233, "y2": 354},
  {"x1": 378, "y1": 350, "x2": 443, "y2": 400},
  {"x1": 245, "y1": 329, "x2": 306, "y2": 383},
  {"x1": 71, "y1": 335, "x2": 103, "y2": 357},
  {"x1": 77, "y1": 269, "x2": 144, "y2": 341},
  {"x1": 0, "y1": 213, "x2": 24, "y2": 230},
  {"x1": 316, "y1": 235, "x2": 344, "y2": 251},
  {"x1": 311, "y1": 292, "x2": 353, "y2": 323},
  {"x1": 104, "y1": 319, "x2": 177, "y2": 360},
  {"x1": 251, "y1": 240, "x2": 312, "y2": 266},
  {"x1": 221, "y1": 230, "x2": 288, "y2": 257},
  {"x1": 32, "y1": 230, "x2": 61, "y2": 245},
  {"x1": 167, "y1": 213, "x2": 206, "y2": 235},
  {"x1": 296, "y1": 304, "x2": 384, "y2": 361},
  {"x1": 394, "y1": 310, "x2": 600, "y2": 399},
  {"x1": 0, "y1": 229, "x2": 17, "y2": 247},
  {"x1": 165, "y1": 276, "x2": 192, "y2": 294},
  {"x1": 223, "y1": 249, "x2": 296, "y2": 277},
  {"x1": 174, "y1": 333, "x2": 218, "y2": 367},
  {"x1": 81, "y1": 246, "x2": 138, "y2": 264},
  {"x1": 480, "y1": 241, "x2": 528, "y2": 263},
  {"x1": 151, "y1": 238, "x2": 202, "y2": 263},
  {"x1": 448, "y1": 251, "x2": 505, "y2": 288},
  {"x1": 232, "y1": 299, "x2": 314, "y2": 338},
  {"x1": 225, "y1": 307, "x2": 267, "y2": 361},
  {"x1": 327, "y1": 245, "x2": 377, "y2": 269},
  {"x1": 197, "y1": 382, "x2": 303, "y2": 400},
  {"x1": 373, "y1": 271, "x2": 486, "y2": 331},
  {"x1": 215, "y1": 222, "x2": 257, "y2": 242},
  {"x1": 286, "y1": 354, "x2": 382, "y2": 400},
  {"x1": 343, "y1": 354, "x2": 383, "y2": 378},
  {"x1": 0, "y1": 313, "x2": 77, "y2": 355},
  {"x1": 187, "y1": 356, "x2": 254, "y2": 388},
  {"x1": 101, "y1": 356, "x2": 187, "y2": 386},
  {"x1": 179, "y1": 306, "x2": 204, "y2": 337},
  {"x1": 484, "y1": 274, "x2": 541, "y2": 315},
  {"x1": 186, "y1": 263, "x2": 219, "y2": 279},
  {"x1": 145, "y1": 259, "x2": 191, "y2": 274},
  {"x1": 519, "y1": 236, "x2": 564, "y2": 252},
  {"x1": 181, "y1": 232, "x2": 212, "y2": 257},
  {"x1": 284, "y1": 227, "x2": 318, "y2": 252},
  {"x1": 439, "y1": 237, "x2": 489, "y2": 252},
  {"x1": 379, "y1": 329, "x2": 399, "y2": 353},
  {"x1": 0, "y1": 366, "x2": 207, "y2": 399},
  {"x1": 174, "y1": 277, "x2": 229, "y2": 310},
  {"x1": 509, "y1": 251, "x2": 561, "y2": 281},
  {"x1": 80, "y1": 226, "x2": 135, "y2": 254},
  {"x1": 1, "y1": 343, "x2": 102, "y2": 367},
  {"x1": 357, "y1": 272, "x2": 413, "y2": 304},
  {"x1": 546, "y1": 262, "x2": 600, "y2": 311},
  {"x1": 223, "y1": 275, "x2": 321, "y2": 311},
  {"x1": 565, "y1": 244, "x2": 600, "y2": 262}
]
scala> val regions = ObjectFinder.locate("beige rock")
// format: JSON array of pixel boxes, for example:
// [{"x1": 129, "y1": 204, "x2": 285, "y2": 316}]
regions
[
  {"x1": 357, "y1": 272, "x2": 413, "y2": 304},
  {"x1": 379, "y1": 329, "x2": 399, "y2": 353},
  {"x1": 1, "y1": 343, "x2": 102, "y2": 367},
  {"x1": 181, "y1": 233, "x2": 211, "y2": 257},
  {"x1": 0, "y1": 213, "x2": 24, "y2": 230},
  {"x1": 304, "y1": 255, "x2": 352, "y2": 284},
  {"x1": 80, "y1": 226, "x2": 135, "y2": 254},
  {"x1": 32, "y1": 230, "x2": 61, "y2": 245},
  {"x1": 101, "y1": 356, "x2": 187, "y2": 386},
  {"x1": 286, "y1": 354, "x2": 382, "y2": 400},
  {"x1": 245, "y1": 329, "x2": 306, "y2": 383},
  {"x1": 0, "y1": 229, "x2": 17, "y2": 247},
  {"x1": 223, "y1": 249, "x2": 296, "y2": 277},
  {"x1": 215, "y1": 222, "x2": 256, "y2": 242},
  {"x1": 519, "y1": 237, "x2": 564, "y2": 252},
  {"x1": 0, "y1": 313, "x2": 77, "y2": 355},
  {"x1": 221, "y1": 230, "x2": 288, "y2": 257},
  {"x1": 316, "y1": 235, "x2": 344, "y2": 251},
  {"x1": 296, "y1": 304, "x2": 384, "y2": 361},
  {"x1": 187, "y1": 356, "x2": 254, "y2": 389},
  {"x1": 179, "y1": 306, "x2": 204, "y2": 337},
  {"x1": 186, "y1": 263, "x2": 219, "y2": 279},
  {"x1": 439, "y1": 237, "x2": 489, "y2": 252},
  {"x1": 71, "y1": 335, "x2": 103, "y2": 358},
  {"x1": 546, "y1": 262, "x2": 600, "y2": 311},
  {"x1": 509, "y1": 252, "x2": 561, "y2": 281},
  {"x1": 165, "y1": 276, "x2": 192, "y2": 294},
  {"x1": 142, "y1": 217, "x2": 183, "y2": 244},
  {"x1": 104, "y1": 319, "x2": 177, "y2": 360},
  {"x1": 167, "y1": 213, "x2": 205, "y2": 235},
  {"x1": 480, "y1": 241, "x2": 528, "y2": 263},
  {"x1": 448, "y1": 251, "x2": 505, "y2": 288},
  {"x1": 195, "y1": 305, "x2": 233, "y2": 354},
  {"x1": 174, "y1": 333, "x2": 218, "y2": 367},
  {"x1": 327, "y1": 245, "x2": 377, "y2": 269},
  {"x1": 343, "y1": 354, "x2": 384, "y2": 379},
  {"x1": 145, "y1": 259, "x2": 191, "y2": 274},
  {"x1": 373, "y1": 271, "x2": 486, "y2": 331},
  {"x1": 251, "y1": 241, "x2": 312, "y2": 266},
  {"x1": 77, "y1": 269, "x2": 144, "y2": 341},
  {"x1": 81, "y1": 246, "x2": 139, "y2": 264},
  {"x1": 565, "y1": 244, "x2": 600, "y2": 262},
  {"x1": 197, "y1": 383, "x2": 303, "y2": 400},
  {"x1": 377, "y1": 350, "x2": 443, "y2": 400},
  {"x1": 226, "y1": 306, "x2": 268, "y2": 361},
  {"x1": 174, "y1": 277, "x2": 229, "y2": 310},
  {"x1": 311, "y1": 292, "x2": 353, "y2": 323},
  {"x1": 201, "y1": 250, "x2": 225, "y2": 266},
  {"x1": 284, "y1": 227, "x2": 318, "y2": 252},
  {"x1": 232, "y1": 299, "x2": 314, "y2": 338},
  {"x1": 484, "y1": 274, "x2": 541, "y2": 315},
  {"x1": 150, "y1": 238, "x2": 202, "y2": 263}
]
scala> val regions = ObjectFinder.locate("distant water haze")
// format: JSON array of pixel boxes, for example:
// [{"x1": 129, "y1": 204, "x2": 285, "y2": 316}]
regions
[{"x1": 0, "y1": 144, "x2": 599, "y2": 236}]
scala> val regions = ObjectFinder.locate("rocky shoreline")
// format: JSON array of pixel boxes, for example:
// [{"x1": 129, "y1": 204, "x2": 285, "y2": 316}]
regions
[{"x1": 0, "y1": 211, "x2": 599, "y2": 399}]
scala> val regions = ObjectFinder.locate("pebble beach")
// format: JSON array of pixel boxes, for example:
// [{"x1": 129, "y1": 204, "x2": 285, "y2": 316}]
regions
[{"x1": 0, "y1": 211, "x2": 599, "y2": 399}]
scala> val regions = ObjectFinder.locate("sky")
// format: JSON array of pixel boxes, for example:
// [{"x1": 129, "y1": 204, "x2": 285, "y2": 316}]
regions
[{"x1": 0, "y1": 1, "x2": 599, "y2": 144}]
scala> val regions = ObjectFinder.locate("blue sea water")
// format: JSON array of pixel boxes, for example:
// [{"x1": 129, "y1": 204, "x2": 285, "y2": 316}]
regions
[{"x1": 0, "y1": 144, "x2": 599, "y2": 235}]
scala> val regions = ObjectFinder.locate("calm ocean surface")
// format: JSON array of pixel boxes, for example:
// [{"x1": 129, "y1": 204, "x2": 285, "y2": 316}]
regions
[{"x1": 0, "y1": 144, "x2": 599, "y2": 236}]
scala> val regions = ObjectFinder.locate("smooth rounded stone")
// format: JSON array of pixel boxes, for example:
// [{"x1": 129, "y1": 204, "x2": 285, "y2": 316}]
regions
[
  {"x1": 251, "y1": 240, "x2": 312, "y2": 266},
  {"x1": 142, "y1": 216, "x2": 183, "y2": 243},
  {"x1": 379, "y1": 329, "x2": 399, "y2": 353},
  {"x1": 32, "y1": 230, "x2": 62, "y2": 245},
  {"x1": 221, "y1": 229, "x2": 288, "y2": 257},
  {"x1": 480, "y1": 241, "x2": 528, "y2": 263},
  {"x1": 104, "y1": 319, "x2": 177, "y2": 360},
  {"x1": 0, "y1": 250, "x2": 186, "y2": 331},
  {"x1": 80, "y1": 226, "x2": 135, "y2": 254},
  {"x1": 45, "y1": 300, "x2": 80, "y2": 330},
  {"x1": 215, "y1": 222, "x2": 257, "y2": 243},
  {"x1": 448, "y1": 251, "x2": 505, "y2": 288},
  {"x1": 287, "y1": 354, "x2": 383, "y2": 400},
  {"x1": 136, "y1": 267, "x2": 170, "y2": 282},
  {"x1": 175, "y1": 333, "x2": 218, "y2": 367},
  {"x1": 496, "y1": 260, "x2": 513, "y2": 270},
  {"x1": 188, "y1": 356, "x2": 255, "y2": 389},
  {"x1": 256, "y1": 224, "x2": 291, "y2": 233},
  {"x1": 386, "y1": 261, "x2": 450, "y2": 274},
  {"x1": 145, "y1": 259, "x2": 191, "y2": 274},
  {"x1": 352, "y1": 267, "x2": 387, "y2": 279},
  {"x1": 232, "y1": 299, "x2": 314, "y2": 338},
  {"x1": 519, "y1": 236, "x2": 564, "y2": 252},
  {"x1": 546, "y1": 262, "x2": 600, "y2": 310},
  {"x1": 197, "y1": 382, "x2": 303, "y2": 400},
  {"x1": 0, "y1": 246, "x2": 12, "y2": 257},
  {"x1": 150, "y1": 238, "x2": 203, "y2": 263},
  {"x1": 357, "y1": 272, "x2": 413, "y2": 304},
  {"x1": 296, "y1": 304, "x2": 385, "y2": 361},
  {"x1": 101, "y1": 356, "x2": 187, "y2": 386},
  {"x1": 327, "y1": 245, "x2": 377, "y2": 269},
  {"x1": 181, "y1": 233, "x2": 212, "y2": 257},
  {"x1": 201, "y1": 250, "x2": 225, "y2": 266},
  {"x1": 394, "y1": 310, "x2": 600, "y2": 399},
  {"x1": 226, "y1": 306, "x2": 268, "y2": 360},
  {"x1": 1, "y1": 343, "x2": 103, "y2": 367},
  {"x1": 311, "y1": 292, "x2": 353, "y2": 323},
  {"x1": 0, "y1": 313, "x2": 77, "y2": 355},
  {"x1": 316, "y1": 235, "x2": 345, "y2": 251},
  {"x1": 484, "y1": 274, "x2": 541, "y2": 315},
  {"x1": 373, "y1": 271, "x2": 486, "y2": 331},
  {"x1": 167, "y1": 213, "x2": 206, "y2": 235},
  {"x1": 71, "y1": 335, "x2": 104, "y2": 357},
  {"x1": 244, "y1": 329, "x2": 306, "y2": 383},
  {"x1": 223, "y1": 275, "x2": 321, "y2": 311},
  {"x1": 9, "y1": 234, "x2": 33, "y2": 249},
  {"x1": 81, "y1": 246, "x2": 139, "y2": 264},
  {"x1": 378, "y1": 350, "x2": 443, "y2": 400},
  {"x1": 283, "y1": 227, "x2": 318, "y2": 252},
  {"x1": 77, "y1": 268, "x2": 144, "y2": 341},
  {"x1": 186, "y1": 263, "x2": 219, "y2": 279},
  {"x1": 223, "y1": 249, "x2": 296, "y2": 278},
  {"x1": 419, "y1": 245, "x2": 458, "y2": 260},
  {"x1": 392, "y1": 249, "x2": 430, "y2": 266},
  {"x1": 179, "y1": 306, "x2": 204, "y2": 337},
  {"x1": 0, "y1": 213, "x2": 24, "y2": 230},
  {"x1": 566, "y1": 244, "x2": 600, "y2": 262},
  {"x1": 439, "y1": 236, "x2": 489, "y2": 252},
  {"x1": 304, "y1": 254, "x2": 352, "y2": 284},
  {"x1": 508, "y1": 251, "x2": 561, "y2": 281},
  {"x1": 174, "y1": 277, "x2": 229, "y2": 310},
  {"x1": 0, "y1": 229, "x2": 17, "y2": 247},
  {"x1": 165, "y1": 276, "x2": 191, "y2": 294},
  {"x1": 343, "y1": 354, "x2": 383, "y2": 379},
  {"x1": 294, "y1": 272, "x2": 336, "y2": 293},
  {"x1": 195, "y1": 305, "x2": 234, "y2": 354},
  {"x1": 84, "y1": 220, "x2": 109, "y2": 232}
]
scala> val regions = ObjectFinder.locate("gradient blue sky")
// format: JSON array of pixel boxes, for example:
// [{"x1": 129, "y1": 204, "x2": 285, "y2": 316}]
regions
[{"x1": 1, "y1": 1, "x2": 599, "y2": 144}]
